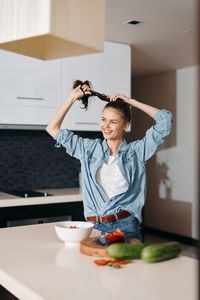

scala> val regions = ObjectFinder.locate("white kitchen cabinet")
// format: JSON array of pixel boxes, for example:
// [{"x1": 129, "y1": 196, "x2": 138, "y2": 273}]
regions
[
  {"x1": 60, "y1": 42, "x2": 131, "y2": 131},
  {"x1": 101, "y1": 42, "x2": 131, "y2": 96},
  {"x1": 60, "y1": 52, "x2": 105, "y2": 131},
  {"x1": 0, "y1": 50, "x2": 61, "y2": 126}
]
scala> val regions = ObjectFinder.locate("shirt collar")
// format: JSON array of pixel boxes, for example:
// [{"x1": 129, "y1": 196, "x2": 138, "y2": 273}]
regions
[{"x1": 102, "y1": 139, "x2": 127, "y2": 154}]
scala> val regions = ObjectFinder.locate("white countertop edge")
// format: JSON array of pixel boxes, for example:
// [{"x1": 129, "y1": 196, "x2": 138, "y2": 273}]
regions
[
  {"x1": 0, "y1": 194, "x2": 82, "y2": 208},
  {"x1": 0, "y1": 269, "x2": 44, "y2": 300}
]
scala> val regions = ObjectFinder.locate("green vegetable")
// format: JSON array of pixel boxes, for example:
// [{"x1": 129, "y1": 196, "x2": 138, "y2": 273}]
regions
[
  {"x1": 141, "y1": 241, "x2": 181, "y2": 263},
  {"x1": 106, "y1": 243, "x2": 145, "y2": 259}
]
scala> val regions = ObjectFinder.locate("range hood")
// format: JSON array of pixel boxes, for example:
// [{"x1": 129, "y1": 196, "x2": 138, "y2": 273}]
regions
[{"x1": 0, "y1": 0, "x2": 105, "y2": 60}]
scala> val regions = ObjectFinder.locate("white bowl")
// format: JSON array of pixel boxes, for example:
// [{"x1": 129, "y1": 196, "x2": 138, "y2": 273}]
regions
[{"x1": 54, "y1": 221, "x2": 94, "y2": 244}]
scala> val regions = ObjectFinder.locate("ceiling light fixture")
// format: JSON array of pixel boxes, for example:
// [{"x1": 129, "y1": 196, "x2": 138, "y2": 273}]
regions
[{"x1": 124, "y1": 19, "x2": 143, "y2": 25}]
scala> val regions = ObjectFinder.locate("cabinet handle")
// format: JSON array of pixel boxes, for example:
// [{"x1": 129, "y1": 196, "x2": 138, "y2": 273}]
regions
[
  {"x1": 17, "y1": 96, "x2": 45, "y2": 101},
  {"x1": 75, "y1": 122, "x2": 99, "y2": 125}
]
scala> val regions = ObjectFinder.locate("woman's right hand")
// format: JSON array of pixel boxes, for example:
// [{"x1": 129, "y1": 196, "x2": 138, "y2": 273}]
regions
[
  {"x1": 46, "y1": 84, "x2": 91, "y2": 138},
  {"x1": 68, "y1": 84, "x2": 91, "y2": 104}
]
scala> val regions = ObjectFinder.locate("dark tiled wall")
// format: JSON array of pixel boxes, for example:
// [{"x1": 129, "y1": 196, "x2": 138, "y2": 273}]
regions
[{"x1": 0, "y1": 130, "x2": 102, "y2": 191}]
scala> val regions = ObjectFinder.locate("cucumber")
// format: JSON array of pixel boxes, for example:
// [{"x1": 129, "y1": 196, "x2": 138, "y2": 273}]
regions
[
  {"x1": 106, "y1": 243, "x2": 145, "y2": 259},
  {"x1": 141, "y1": 242, "x2": 181, "y2": 263}
]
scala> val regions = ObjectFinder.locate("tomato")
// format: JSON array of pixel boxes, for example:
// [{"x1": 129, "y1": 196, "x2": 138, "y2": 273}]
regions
[
  {"x1": 94, "y1": 259, "x2": 115, "y2": 266},
  {"x1": 94, "y1": 258, "x2": 130, "y2": 267},
  {"x1": 106, "y1": 228, "x2": 125, "y2": 245},
  {"x1": 67, "y1": 226, "x2": 79, "y2": 229}
]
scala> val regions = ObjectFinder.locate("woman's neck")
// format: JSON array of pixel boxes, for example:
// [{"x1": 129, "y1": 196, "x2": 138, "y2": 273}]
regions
[{"x1": 107, "y1": 139, "x2": 123, "y2": 156}]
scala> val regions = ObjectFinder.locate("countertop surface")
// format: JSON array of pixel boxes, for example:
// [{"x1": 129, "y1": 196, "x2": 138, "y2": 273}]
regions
[
  {"x1": 0, "y1": 223, "x2": 198, "y2": 300},
  {"x1": 0, "y1": 188, "x2": 82, "y2": 207}
]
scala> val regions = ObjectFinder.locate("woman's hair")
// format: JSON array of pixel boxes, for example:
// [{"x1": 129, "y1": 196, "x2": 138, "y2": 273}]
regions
[
  {"x1": 103, "y1": 99, "x2": 131, "y2": 123},
  {"x1": 72, "y1": 79, "x2": 131, "y2": 123}
]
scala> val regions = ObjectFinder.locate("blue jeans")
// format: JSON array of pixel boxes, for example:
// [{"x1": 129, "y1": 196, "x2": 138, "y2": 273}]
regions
[{"x1": 90, "y1": 214, "x2": 143, "y2": 242}]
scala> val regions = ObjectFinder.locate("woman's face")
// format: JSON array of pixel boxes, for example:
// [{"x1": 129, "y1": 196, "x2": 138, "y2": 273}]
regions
[{"x1": 100, "y1": 107, "x2": 129, "y2": 140}]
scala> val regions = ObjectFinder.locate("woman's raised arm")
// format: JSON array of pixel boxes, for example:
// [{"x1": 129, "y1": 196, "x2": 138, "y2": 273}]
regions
[
  {"x1": 46, "y1": 84, "x2": 91, "y2": 138},
  {"x1": 109, "y1": 93, "x2": 160, "y2": 119}
]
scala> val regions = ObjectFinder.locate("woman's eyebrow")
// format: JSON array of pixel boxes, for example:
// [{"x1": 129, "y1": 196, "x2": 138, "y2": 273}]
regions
[{"x1": 102, "y1": 117, "x2": 118, "y2": 122}]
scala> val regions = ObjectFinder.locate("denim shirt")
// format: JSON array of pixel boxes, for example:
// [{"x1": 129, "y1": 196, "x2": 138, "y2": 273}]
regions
[{"x1": 54, "y1": 109, "x2": 173, "y2": 223}]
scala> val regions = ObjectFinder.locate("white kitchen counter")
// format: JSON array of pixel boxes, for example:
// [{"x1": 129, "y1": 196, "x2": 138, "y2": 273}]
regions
[
  {"x1": 0, "y1": 223, "x2": 198, "y2": 300},
  {"x1": 0, "y1": 188, "x2": 82, "y2": 207}
]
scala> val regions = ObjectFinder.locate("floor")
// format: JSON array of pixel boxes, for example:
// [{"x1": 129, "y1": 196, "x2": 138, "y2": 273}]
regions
[{"x1": 144, "y1": 233, "x2": 199, "y2": 259}]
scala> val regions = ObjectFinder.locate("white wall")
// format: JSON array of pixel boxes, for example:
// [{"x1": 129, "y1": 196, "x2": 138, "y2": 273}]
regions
[{"x1": 157, "y1": 66, "x2": 198, "y2": 238}]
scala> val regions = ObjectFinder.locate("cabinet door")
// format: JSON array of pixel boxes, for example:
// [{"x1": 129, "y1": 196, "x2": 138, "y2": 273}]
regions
[
  {"x1": 60, "y1": 52, "x2": 105, "y2": 131},
  {"x1": 0, "y1": 50, "x2": 61, "y2": 125},
  {"x1": 101, "y1": 42, "x2": 131, "y2": 96}
]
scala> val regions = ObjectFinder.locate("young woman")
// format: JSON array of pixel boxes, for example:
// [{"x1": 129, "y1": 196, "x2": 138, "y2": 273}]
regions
[{"x1": 46, "y1": 80, "x2": 173, "y2": 241}]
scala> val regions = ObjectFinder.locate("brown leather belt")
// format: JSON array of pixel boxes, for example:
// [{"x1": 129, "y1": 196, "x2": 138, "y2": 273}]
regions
[{"x1": 87, "y1": 210, "x2": 130, "y2": 223}]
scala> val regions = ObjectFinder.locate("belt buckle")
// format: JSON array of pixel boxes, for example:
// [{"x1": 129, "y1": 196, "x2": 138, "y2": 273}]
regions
[
  {"x1": 114, "y1": 213, "x2": 119, "y2": 221},
  {"x1": 97, "y1": 215, "x2": 103, "y2": 223}
]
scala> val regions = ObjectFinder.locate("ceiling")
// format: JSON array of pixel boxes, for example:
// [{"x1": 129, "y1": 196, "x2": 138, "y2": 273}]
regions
[{"x1": 105, "y1": 0, "x2": 198, "y2": 77}]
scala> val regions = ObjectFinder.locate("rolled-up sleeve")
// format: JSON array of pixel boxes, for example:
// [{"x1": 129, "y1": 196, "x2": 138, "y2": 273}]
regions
[
  {"x1": 53, "y1": 129, "x2": 93, "y2": 160},
  {"x1": 133, "y1": 109, "x2": 173, "y2": 163}
]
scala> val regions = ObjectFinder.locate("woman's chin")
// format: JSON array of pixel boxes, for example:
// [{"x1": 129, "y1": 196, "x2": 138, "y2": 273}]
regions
[{"x1": 103, "y1": 133, "x2": 112, "y2": 139}]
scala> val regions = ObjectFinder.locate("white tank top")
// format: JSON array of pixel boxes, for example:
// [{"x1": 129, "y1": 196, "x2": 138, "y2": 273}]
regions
[{"x1": 96, "y1": 155, "x2": 128, "y2": 199}]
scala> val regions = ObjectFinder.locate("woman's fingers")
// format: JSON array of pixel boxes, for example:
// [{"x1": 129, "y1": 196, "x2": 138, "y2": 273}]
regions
[
  {"x1": 75, "y1": 85, "x2": 90, "y2": 96},
  {"x1": 75, "y1": 85, "x2": 82, "y2": 90},
  {"x1": 70, "y1": 85, "x2": 84, "y2": 100},
  {"x1": 81, "y1": 84, "x2": 92, "y2": 96},
  {"x1": 82, "y1": 84, "x2": 91, "y2": 92},
  {"x1": 110, "y1": 93, "x2": 122, "y2": 101},
  {"x1": 109, "y1": 93, "x2": 129, "y2": 103},
  {"x1": 84, "y1": 91, "x2": 91, "y2": 95}
]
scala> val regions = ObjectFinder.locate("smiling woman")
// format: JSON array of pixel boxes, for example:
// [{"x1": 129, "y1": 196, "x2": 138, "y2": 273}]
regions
[{"x1": 46, "y1": 80, "x2": 173, "y2": 241}]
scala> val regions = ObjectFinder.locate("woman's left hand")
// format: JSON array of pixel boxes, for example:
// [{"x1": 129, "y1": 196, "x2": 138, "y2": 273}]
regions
[{"x1": 109, "y1": 93, "x2": 131, "y2": 104}]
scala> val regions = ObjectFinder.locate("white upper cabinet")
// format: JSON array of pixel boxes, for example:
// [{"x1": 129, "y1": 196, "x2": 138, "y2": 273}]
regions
[
  {"x1": 0, "y1": 50, "x2": 61, "y2": 126},
  {"x1": 60, "y1": 52, "x2": 105, "y2": 131},
  {"x1": 101, "y1": 42, "x2": 131, "y2": 96},
  {"x1": 60, "y1": 42, "x2": 131, "y2": 131}
]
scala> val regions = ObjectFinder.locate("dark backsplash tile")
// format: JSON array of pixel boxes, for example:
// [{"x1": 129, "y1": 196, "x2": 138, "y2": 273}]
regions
[{"x1": 0, "y1": 129, "x2": 102, "y2": 191}]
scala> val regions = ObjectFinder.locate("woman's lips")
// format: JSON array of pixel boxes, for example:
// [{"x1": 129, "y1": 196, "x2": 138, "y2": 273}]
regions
[{"x1": 103, "y1": 130, "x2": 112, "y2": 134}]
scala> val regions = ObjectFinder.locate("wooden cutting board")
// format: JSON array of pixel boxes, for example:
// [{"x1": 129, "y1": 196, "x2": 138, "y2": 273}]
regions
[
  {"x1": 80, "y1": 237, "x2": 108, "y2": 257},
  {"x1": 80, "y1": 237, "x2": 141, "y2": 257}
]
